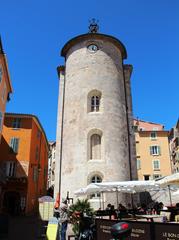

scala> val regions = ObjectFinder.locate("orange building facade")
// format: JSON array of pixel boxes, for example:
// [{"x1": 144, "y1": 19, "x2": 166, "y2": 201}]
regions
[
  {"x1": 0, "y1": 38, "x2": 13, "y2": 142},
  {"x1": 133, "y1": 119, "x2": 172, "y2": 180},
  {"x1": 0, "y1": 113, "x2": 49, "y2": 215}
]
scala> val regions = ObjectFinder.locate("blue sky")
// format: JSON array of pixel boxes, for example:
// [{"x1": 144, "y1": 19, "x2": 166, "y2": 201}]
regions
[{"x1": 0, "y1": 0, "x2": 179, "y2": 140}]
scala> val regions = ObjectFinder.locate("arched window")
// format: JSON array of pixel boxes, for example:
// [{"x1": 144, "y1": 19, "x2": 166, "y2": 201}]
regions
[
  {"x1": 90, "y1": 134, "x2": 101, "y2": 159},
  {"x1": 91, "y1": 96, "x2": 100, "y2": 112},
  {"x1": 87, "y1": 90, "x2": 102, "y2": 113},
  {"x1": 90, "y1": 175, "x2": 102, "y2": 198}
]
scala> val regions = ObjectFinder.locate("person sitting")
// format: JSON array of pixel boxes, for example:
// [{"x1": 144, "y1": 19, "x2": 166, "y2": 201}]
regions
[{"x1": 106, "y1": 203, "x2": 112, "y2": 210}]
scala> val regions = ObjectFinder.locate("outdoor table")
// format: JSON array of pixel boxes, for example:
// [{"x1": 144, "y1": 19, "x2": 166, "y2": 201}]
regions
[{"x1": 135, "y1": 214, "x2": 164, "y2": 222}]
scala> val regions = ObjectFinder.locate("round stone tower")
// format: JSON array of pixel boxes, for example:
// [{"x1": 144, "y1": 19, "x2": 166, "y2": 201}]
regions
[{"x1": 55, "y1": 24, "x2": 137, "y2": 208}]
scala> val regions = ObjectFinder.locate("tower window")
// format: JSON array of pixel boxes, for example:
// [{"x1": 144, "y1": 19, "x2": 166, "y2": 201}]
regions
[
  {"x1": 91, "y1": 96, "x2": 100, "y2": 112},
  {"x1": 90, "y1": 134, "x2": 101, "y2": 159},
  {"x1": 90, "y1": 175, "x2": 102, "y2": 198},
  {"x1": 87, "y1": 90, "x2": 102, "y2": 113}
]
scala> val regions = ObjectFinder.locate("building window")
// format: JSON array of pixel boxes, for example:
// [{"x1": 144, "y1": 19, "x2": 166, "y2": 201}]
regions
[
  {"x1": 0, "y1": 111, "x2": 3, "y2": 131},
  {"x1": 35, "y1": 147, "x2": 39, "y2": 161},
  {"x1": 90, "y1": 175, "x2": 102, "y2": 198},
  {"x1": 37, "y1": 130, "x2": 41, "y2": 138},
  {"x1": 137, "y1": 159, "x2": 141, "y2": 170},
  {"x1": 91, "y1": 96, "x2": 100, "y2": 112},
  {"x1": 133, "y1": 125, "x2": 138, "y2": 132},
  {"x1": 153, "y1": 174, "x2": 162, "y2": 179},
  {"x1": 0, "y1": 67, "x2": 2, "y2": 83},
  {"x1": 33, "y1": 166, "x2": 38, "y2": 182},
  {"x1": 150, "y1": 146, "x2": 161, "y2": 155},
  {"x1": 12, "y1": 118, "x2": 21, "y2": 129},
  {"x1": 90, "y1": 134, "x2": 101, "y2": 159},
  {"x1": 5, "y1": 161, "x2": 16, "y2": 177},
  {"x1": 150, "y1": 132, "x2": 157, "y2": 140},
  {"x1": 153, "y1": 160, "x2": 160, "y2": 170},
  {"x1": 144, "y1": 175, "x2": 150, "y2": 181},
  {"x1": 9, "y1": 137, "x2": 19, "y2": 153}
]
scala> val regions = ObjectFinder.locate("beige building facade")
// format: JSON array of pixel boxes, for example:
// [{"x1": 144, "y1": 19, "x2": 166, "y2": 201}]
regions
[
  {"x1": 55, "y1": 25, "x2": 137, "y2": 207},
  {"x1": 48, "y1": 141, "x2": 56, "y2": 194},
  {"x1": 134, "y1": 119, "x2": 172, "y2": 181}
]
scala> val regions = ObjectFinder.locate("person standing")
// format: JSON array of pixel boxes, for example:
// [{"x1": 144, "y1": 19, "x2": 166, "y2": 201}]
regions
[{"x1": 59, "y1": 199, "x2": 68, "y2": 240}]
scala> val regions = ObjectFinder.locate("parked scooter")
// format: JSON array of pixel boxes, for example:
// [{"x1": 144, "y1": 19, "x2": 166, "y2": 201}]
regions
[{"x1": 111, "y1": 222, "x2": 132, "y2": 240}]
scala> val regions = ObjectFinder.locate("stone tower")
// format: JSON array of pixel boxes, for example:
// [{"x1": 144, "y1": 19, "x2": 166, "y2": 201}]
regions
[{"x1": 55, "y1": 23, "x2": 137, "y2": 207}]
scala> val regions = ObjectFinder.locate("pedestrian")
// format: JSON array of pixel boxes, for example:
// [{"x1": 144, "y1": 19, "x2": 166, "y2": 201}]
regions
[{"x1": 59, "y1": 198, "x2": 68, "y2": 240}]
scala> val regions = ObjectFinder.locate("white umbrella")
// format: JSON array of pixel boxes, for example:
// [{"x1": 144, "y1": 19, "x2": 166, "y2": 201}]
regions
[
  {"x1": 172, "y1": 189, "x2": 179, "y2": 196},
  {"x1": 156, "y1": 173, "x2": 179, "y2": 206},
  {"x1": 156, "y1": 173, "x2": 179, "y2": 187},
  {"x1": 74, "y1": 187, "x2": 87, "y2": 196},
  {"x1": 95, "y1": 180, "x2": 159, "y2": 192}
]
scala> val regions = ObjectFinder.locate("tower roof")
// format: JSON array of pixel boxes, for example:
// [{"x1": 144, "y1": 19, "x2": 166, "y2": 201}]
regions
[{"x1": 61, "y1": 33, "x2": 127, "y2": 59}]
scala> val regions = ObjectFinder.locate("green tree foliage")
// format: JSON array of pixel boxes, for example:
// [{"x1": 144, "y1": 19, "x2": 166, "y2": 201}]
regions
[{"x1": 68, "y1": 199, "x2": 94, "y2": 235}]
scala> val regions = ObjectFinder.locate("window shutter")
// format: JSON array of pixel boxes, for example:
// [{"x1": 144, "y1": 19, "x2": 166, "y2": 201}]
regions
[
  {"x1": 150, "y1": 146, "x2": 152, "y2": 155},
  {"x1": 10, "y1": 138, "x2": 14, "y2": 148},
  {"x1": 14, "y1": 139, "x2": 19, "y2": 153}
]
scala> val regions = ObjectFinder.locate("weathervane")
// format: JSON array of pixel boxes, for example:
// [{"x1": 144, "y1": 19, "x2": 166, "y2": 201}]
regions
[{"x1": 88, "y1": 18, "x2": 99, "y2": 33}]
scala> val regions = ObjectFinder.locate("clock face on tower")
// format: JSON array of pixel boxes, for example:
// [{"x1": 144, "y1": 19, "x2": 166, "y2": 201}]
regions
[{"x1": 87, "y1": 44, "x2": 98, "y2": 53}]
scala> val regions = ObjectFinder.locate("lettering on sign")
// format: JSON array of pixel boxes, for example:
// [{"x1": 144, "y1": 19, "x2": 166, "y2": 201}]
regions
[
  {"x1": 155, "y1": 224, "x2": 179, "y2": 240},
  {"x1": 131, "y1": 228, "x2": 145, "y2": 238},
  {"x1": 100, "y1": 224, "x2": 111, "y2": 234}
]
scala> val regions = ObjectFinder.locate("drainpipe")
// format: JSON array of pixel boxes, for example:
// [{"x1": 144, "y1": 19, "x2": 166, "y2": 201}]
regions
[{"x1": 122, "y1": 62, "x2": 134, "y2": 207}]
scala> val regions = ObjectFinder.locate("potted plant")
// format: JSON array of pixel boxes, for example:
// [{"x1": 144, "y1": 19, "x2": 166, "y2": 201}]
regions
[{"x1": 68, "y1": 199, "x2": 94, "y2": 238}]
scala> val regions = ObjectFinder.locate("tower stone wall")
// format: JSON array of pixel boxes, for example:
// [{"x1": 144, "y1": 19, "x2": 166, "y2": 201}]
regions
[{"x1": 55, "y1": 33, "x2": 137, "y2": 207}]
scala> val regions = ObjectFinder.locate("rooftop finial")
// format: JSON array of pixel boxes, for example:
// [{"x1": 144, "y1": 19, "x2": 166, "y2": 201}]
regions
[{"x1": 88, "y1": 18, "x2": 99, "y2": 33}]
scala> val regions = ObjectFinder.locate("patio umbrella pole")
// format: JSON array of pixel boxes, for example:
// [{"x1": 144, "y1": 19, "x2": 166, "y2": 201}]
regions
[
  {"x1": 99, "y1": 192, "x2": 102, "y2": 210},
  {"x1": 168, "y1": 185, "x2": 172, "y2": 206},
  {"x1": 116, "y1": 188, "x2": 119, "y2": 208},
  {"x1": 102, "y1": 192, "x2": 105, "y2": 210}
]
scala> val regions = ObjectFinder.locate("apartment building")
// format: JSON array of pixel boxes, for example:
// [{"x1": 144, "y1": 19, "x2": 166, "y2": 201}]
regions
[
  {"x1": 169, "y1": 119, "x2": 179, "y2": 173},
  {"x1": 133, "y1": 119, "x2": 172, "y2": 180},
  {"x1": 0, "y1": 113, "x2": 49, "y2": 215},
  {"x1": 0, "y1": 38, "x2": 13, "y2": 142}
]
